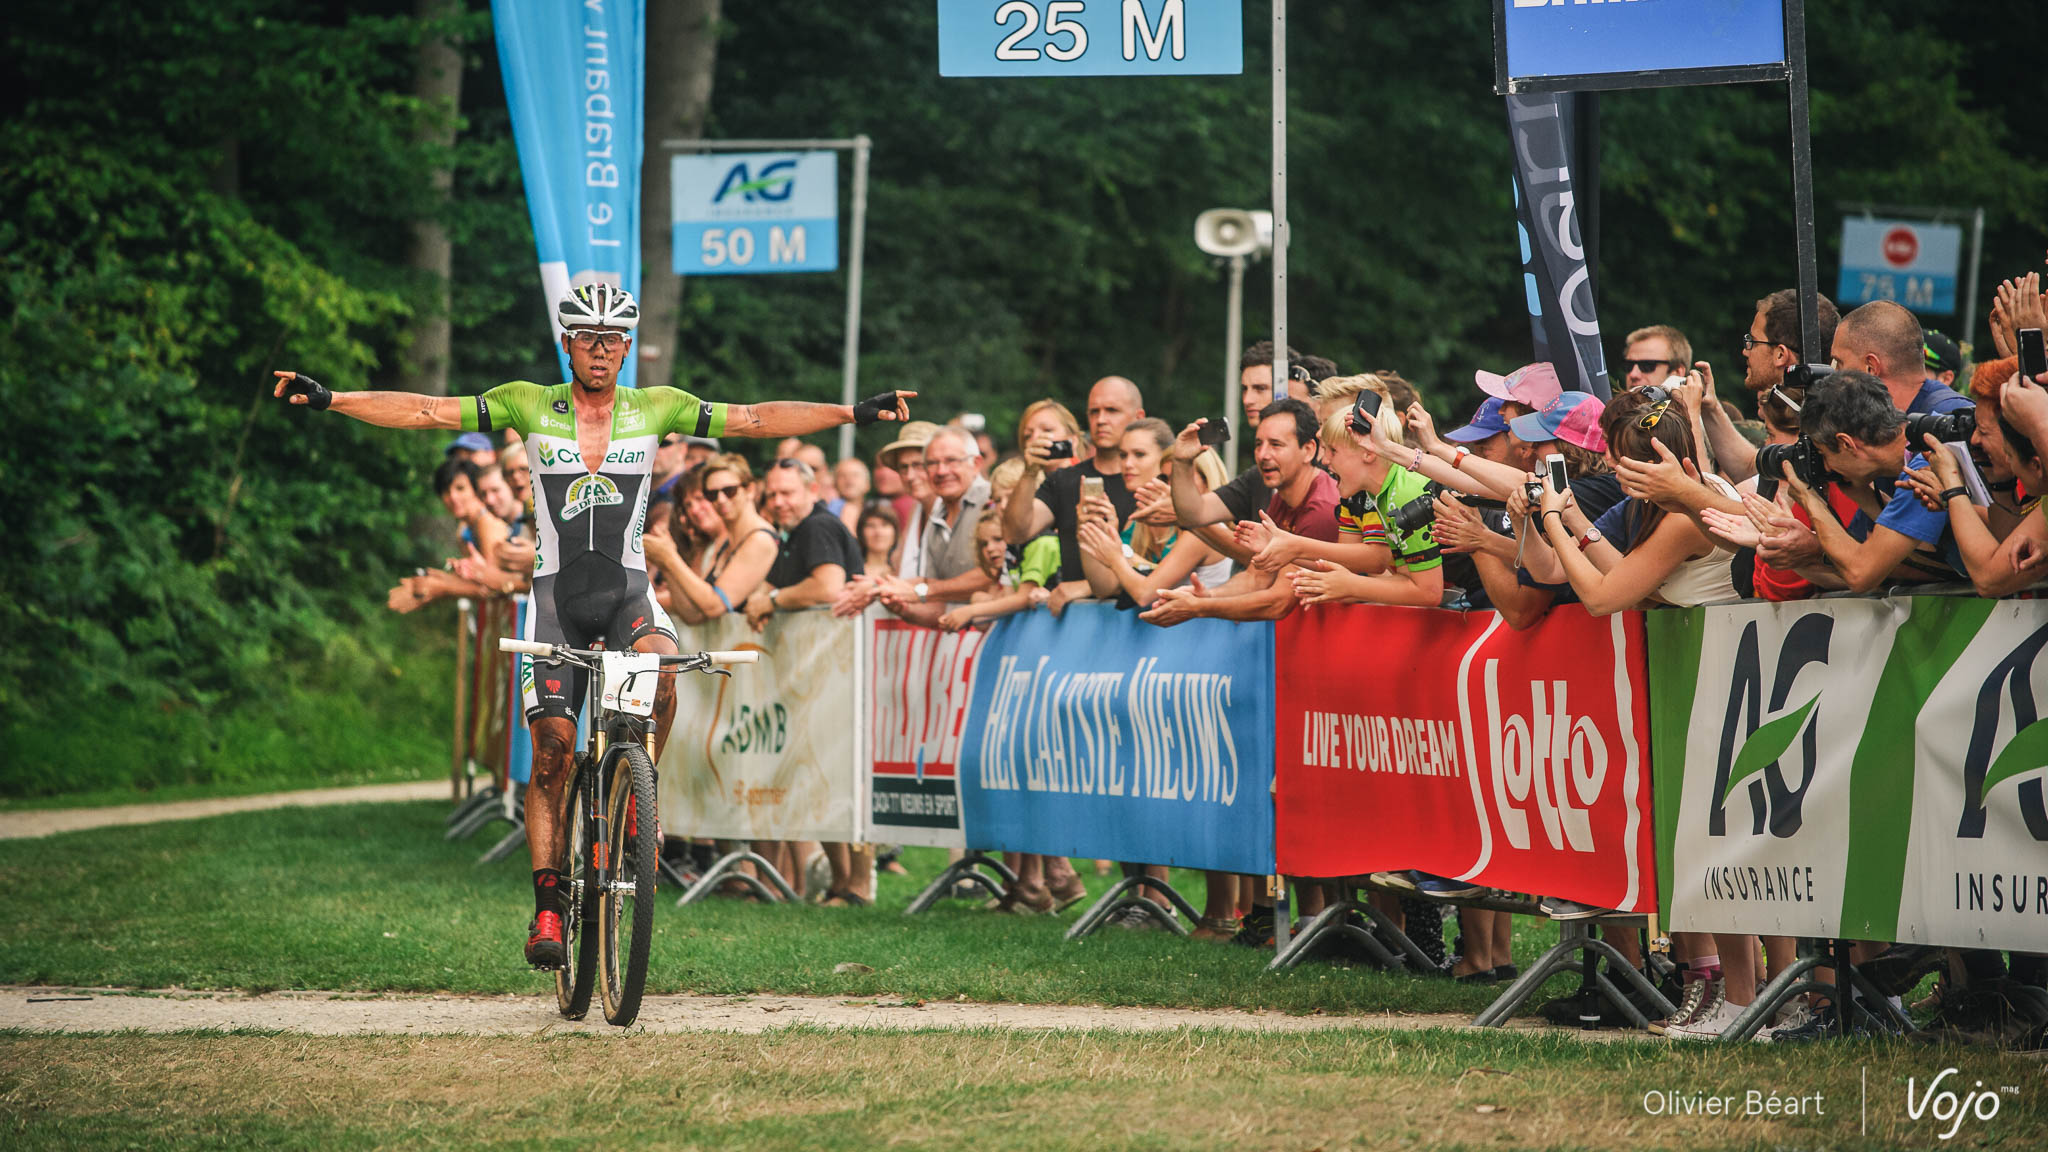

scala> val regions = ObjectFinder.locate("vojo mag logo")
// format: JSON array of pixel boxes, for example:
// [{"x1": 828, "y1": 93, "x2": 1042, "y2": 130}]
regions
[
  {"x1": 1957, "y1": 621, "x2": 2048, "y2": 842},
  {"x1": 1711, "y1": 617, "x2": 1829, "y2": 839},
  {"x1": 560, "y1": 475, "x2": 624, "y2": 520},
  {"x1": 712, "y1": 160, "x2": 796, "y2": 205}
]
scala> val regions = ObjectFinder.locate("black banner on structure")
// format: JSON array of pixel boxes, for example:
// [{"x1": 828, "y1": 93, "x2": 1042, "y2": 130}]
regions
[{"x1": 1507, "y1": 93, "x2": 1610, "y2": 400}]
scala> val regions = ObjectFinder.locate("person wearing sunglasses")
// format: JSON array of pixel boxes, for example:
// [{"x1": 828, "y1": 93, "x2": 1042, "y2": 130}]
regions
[
  {"x1": 271, "y1": 282, "x2": 916, "y2": 970},
  {"x1": 643, "y1": 455, "x2": 778, "y2": 625},
  {"x1": 1617, "y1": 324, "x2": 1692, "y2": 391}
]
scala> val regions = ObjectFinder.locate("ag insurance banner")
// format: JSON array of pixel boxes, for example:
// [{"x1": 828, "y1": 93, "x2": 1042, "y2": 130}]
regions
[
  {"x1": 957, "y1": 604, "x2": 1275, "y2": 874},
  {"x1": 1276, "y1": 605, "x2": 1656, "y2": 913},
  {"x1": 866, "y1": 613, "x2": 982, "y2": 849},
  {"x1": 1651, "y1": 599, "x2": 2048, "y2": 953},
  {"x1": 658, "y1": 611, "x2": 863, "y2": 843}
]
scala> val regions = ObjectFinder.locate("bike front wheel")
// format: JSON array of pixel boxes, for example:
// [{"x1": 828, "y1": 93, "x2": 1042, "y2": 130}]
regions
[
  {"x1": 555, "y1": 759, "x2": 600, "y2": 1020},
  {"x1": 598, "y1": 741, "x2": 660, "y2": 1026}
]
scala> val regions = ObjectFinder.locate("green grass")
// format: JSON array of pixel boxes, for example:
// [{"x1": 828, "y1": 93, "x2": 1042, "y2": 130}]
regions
[
  {"x1": 0, "y1": 614, "x2": 451, "y2": 805},
  {"x1": 3, "y1": 1028, "x2": 2041, "y2": 1151},
  {"x1": 1, "y1": 801, "x2": 1561, "y2": 1016}
]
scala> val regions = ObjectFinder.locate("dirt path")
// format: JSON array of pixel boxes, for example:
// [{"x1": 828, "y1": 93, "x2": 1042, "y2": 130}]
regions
[
  {"x1": 0, "y1": 781, "x2": 451, "y2": 840},
  {"x1": 0, "y1": 986, "x2": 1607, "y2": 1038}
]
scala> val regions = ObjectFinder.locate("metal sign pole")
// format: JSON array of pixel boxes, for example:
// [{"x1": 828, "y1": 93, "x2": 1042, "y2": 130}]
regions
[
  {"x1": 1269, "y1": 0, "x2": 1289, "y2": 403},
  {"x1": 840, "y1": 136, "x2": 872, "y2": 464},
  {"x1": 1784, "y1": 0, "x2": 1821, "y2": 364},
  {"x1": 1269, "y1": 0, "x2": 1290, "y2": 952},
  {"x1": 1223, "y1": 254, "x2": 1245, "y2": 475},
  {"x1": 1963, "y1": 207, "x2": 1985, "y2": 354}
]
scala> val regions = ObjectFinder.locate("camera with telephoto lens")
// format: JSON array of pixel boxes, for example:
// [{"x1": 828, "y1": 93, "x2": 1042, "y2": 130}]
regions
[
  {"x1": 1388, "y1": 481, "x2": 1505, "y2": 536},
  {"x1": 1904, "y1": 407, "x2": 1976, "y2": 449}
]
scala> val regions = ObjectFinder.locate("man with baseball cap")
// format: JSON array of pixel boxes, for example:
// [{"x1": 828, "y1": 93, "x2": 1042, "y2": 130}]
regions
[{"x1": 1924, "y1": 330, "x2": 1965, "y2": 390}]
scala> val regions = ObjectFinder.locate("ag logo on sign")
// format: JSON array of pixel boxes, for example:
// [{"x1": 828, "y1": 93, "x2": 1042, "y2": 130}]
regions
[
  {"x1": 714, "y1": 160, "x2": 796, "y2": 205},
  {"x1": 1712, "y1": 617, "x2": 1828, "y2": 838}
]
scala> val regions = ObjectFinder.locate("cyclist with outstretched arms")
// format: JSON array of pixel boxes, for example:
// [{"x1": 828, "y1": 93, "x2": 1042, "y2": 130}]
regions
[{"x1": 274, "y1": 285, "x2": 914, "y2": 967}]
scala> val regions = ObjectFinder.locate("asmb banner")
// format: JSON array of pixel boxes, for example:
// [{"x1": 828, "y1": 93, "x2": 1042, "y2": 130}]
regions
[
  {"x1": 1276, "y1": 605, "x2": 1656, "y2": 913},
  {"x1": 1652, "y1": 599, "x2": 2048, "y2": 953},
  {"x1": 867, "y1": 614, "x2": 982, "y2": 849},
  {"x1": 958, "y1": 604, "x2": 1275, "y2": 874},
  {"x1": 658, "y1": 611, "x2": 863, "y2": 843},
  {"x1": 493, "y1": 0, "x2": 644, "y2": 387}
]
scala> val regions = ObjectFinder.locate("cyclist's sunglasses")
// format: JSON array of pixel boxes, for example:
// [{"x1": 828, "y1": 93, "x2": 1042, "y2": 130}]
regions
[{"x1": 566, "y1": 328, "x2": 627, "y2": 350}]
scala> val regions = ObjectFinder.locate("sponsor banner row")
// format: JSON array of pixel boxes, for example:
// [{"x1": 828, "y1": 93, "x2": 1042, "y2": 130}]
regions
[{"x1": 1651, "y1": 598, "x2": 2048, "y2": 953}]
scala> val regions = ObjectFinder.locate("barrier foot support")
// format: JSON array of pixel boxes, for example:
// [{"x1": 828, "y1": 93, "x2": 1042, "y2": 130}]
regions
[
  {"x1": 904, "y1": 852, "x2": 1016, "y2": 916},
  {"x1": 1064, "y1": 876, "x2": 1198, "y2": 941},
  {"x1": 1472, "y1": 921, "x2": 1674, "y2": 1029},
  {"x1": 444, "y1": 784, "x2": 502, "y2": 836},
  {"x1": 1718, "y1": 940, "x2": 1914, "y2": 1042},
  {"x1": 1267, "y1": 900, "x2": 1402, "y2": 973},
  {"x1": 445, "y1": 795, "x2": 511, "y2": 842},
  {"x1": 477, "y1": 819, "x2": 527, "y2": 865},
  {"x1": 676, "y1": 846, "x2": 799, "y2": 906},
  {"x1": 446, "y1": 778, "x2": 496, "y2": 826},
  {"x1": 657, "y1": 856, "x2": 697, "y2": 891},
  {"x1": 1360, "y1": 902, "x2": 1442, "y2": 972}
]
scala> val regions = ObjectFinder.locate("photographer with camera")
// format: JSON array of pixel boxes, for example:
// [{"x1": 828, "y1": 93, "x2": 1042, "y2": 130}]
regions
[
  {"x1": 1772, "y1": 371, "x2": 1966, "y2": 594},
  {"x1": 1002, "y1": 378, "x2": 1145, "y2": 606},
  {"x1": 1902, "y1": 357, "x2": 2048, "y2": 596}
]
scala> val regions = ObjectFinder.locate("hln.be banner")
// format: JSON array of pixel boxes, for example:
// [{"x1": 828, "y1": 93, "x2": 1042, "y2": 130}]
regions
[
  {"x1": 1507, "y1": 92, "x2": 1609, "y2": 400},
  {"x1": 1276, "y1": 605, "x2": 1657, "y2": 914},
  {"x1": 866, "y1": 612, "x2": 982, "y2": 850},
  {"x1": 1651, "y1": 599, "x2": 2048, "y2": 953},
  {"x1": 492, "y1": 0, "x2": 644, "y2": 388},
  {"x1": 658, "y1": 611, "x2": 864, "y2": 843},
  {"x1": 957, "y1": 604, "x2": 1275, "y2": 875}
]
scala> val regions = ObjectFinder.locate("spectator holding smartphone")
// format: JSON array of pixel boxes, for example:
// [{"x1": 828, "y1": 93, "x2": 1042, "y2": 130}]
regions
[
  {"x1": 1003, "y1": 378, "x2": 1145, "y2": 604},
  {"x1": 1077, "y1": 419, "x2": 1232, "y2": 606},
  {"x1": 1903, "y1": 358, "x2": 2048, "y2": 595}
]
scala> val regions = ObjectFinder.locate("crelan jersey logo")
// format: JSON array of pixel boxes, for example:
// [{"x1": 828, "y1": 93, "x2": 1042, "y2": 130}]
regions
[
  {"x1": 535, "y1": 441, "x2": 649, "y2": 470},
  {"x1": 561, "y1": 475, "x2": 625, "y2": 520}
]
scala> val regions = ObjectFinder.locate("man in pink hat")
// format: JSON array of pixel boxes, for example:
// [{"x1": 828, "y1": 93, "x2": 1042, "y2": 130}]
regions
[{"x1": 1473, "y1": 362, "x2": 1564, "y2": 419}]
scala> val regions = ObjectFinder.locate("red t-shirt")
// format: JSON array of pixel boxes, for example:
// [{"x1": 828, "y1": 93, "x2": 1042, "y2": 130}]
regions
[
  {"x1": 1266, "y1": 469, "x2": 1341, "y2": 543},
  {"x1": 1754, "y1": 483, "x2": 1860, "y2": 602}
]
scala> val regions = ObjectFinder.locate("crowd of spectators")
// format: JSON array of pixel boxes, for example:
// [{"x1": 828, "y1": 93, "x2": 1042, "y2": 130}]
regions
[{"x1": 422, "y1": 260, "x2": 2048, "y2": 1047}]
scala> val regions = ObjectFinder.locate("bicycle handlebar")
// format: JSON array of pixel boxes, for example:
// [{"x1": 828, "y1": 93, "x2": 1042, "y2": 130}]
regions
[{"x1": 497, "y1": 638, "x2": 761, "y2": 666}]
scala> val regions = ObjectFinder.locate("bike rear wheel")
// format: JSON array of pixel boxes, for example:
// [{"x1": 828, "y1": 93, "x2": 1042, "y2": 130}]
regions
[
  {"x1": 555, "y1": 759, "x2": 600, "y2": 1020},
  {"x1": 598, "y1": 741, "x2": 660, "y2": 1026}
]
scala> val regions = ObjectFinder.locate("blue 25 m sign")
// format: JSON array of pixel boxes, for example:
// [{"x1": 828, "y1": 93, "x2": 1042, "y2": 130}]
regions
[{"x1": 938, "y1": 1, "x2": 1243, "y2": 77}]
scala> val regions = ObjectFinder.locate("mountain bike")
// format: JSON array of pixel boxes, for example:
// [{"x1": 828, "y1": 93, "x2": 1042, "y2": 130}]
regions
[{"x1": 499, "y1": 637, "x2": 758, "y2": 1026}]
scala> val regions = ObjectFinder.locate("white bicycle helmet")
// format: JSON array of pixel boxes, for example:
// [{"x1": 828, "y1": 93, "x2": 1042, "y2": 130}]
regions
[{"x1": 557, "y1": 283, "x2": 640, "y2": 331}]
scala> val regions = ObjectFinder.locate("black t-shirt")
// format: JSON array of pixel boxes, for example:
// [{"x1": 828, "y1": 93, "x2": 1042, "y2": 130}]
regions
[
  {"x1": 767, "y1": 505, "x2": 865, "y2": 589},
  {"x1": 1040, "y1": 460, "x2": 1136, "y2": 584},
  {"x1": 1215, "y1": 465, "x2": 1272, "y2": 524},
  {"x1": 1567, "y1": 471, "x2": 1627, "y2": 526}
]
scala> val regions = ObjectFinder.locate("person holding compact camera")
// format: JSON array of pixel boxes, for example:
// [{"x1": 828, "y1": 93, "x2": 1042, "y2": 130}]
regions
[
  {"x1": 1770, "y1": 371, "x2": 1968, "y2": 593},
  {"x1": 1002, "y1": 378, "x2": 1145, "y2": 606}
]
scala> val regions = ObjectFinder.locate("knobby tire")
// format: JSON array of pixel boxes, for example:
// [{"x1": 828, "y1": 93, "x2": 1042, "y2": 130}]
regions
[
  {"x1": 555, "y1": 760, "x2": 599, "y2": 1020},
  {"x1": 599, "y1": 742, "x2": 659, "y2": 1026}
]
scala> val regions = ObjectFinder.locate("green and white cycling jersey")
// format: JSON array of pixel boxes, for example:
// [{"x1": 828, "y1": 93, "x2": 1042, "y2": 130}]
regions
[{"x1": 460, "y1": 382, "x2": 729, "y2": 579}]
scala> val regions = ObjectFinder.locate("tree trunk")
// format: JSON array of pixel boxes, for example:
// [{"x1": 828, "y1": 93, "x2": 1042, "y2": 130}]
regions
[
  {"x1": 637, "y1": 0, "x2": 723, "y2": 388},
  {"x1": 397, "y1": 0, "x2": 464, "y2": 396}
]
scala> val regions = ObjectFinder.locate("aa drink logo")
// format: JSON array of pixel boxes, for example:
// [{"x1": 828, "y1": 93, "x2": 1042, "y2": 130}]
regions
[
  {"x1": 1957, "y1": 622, "x2": 2048, "y2": 842},
  {"x1": 560, "y1": 475, "x2": 623, "y2": 520},
  {"x1": 1710, "y1": 616, "x2": 1829, "y2": 839}
]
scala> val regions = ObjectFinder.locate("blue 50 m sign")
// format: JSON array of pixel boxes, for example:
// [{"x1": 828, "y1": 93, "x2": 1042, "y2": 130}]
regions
[{"x1": 672, "y1": 151, "x2": 838, "y2": 275}]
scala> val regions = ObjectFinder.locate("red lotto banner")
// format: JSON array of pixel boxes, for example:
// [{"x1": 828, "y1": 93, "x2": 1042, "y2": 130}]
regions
[{"x1": 1275, "y1": 604, "x2": 1657, "y2": 913}]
